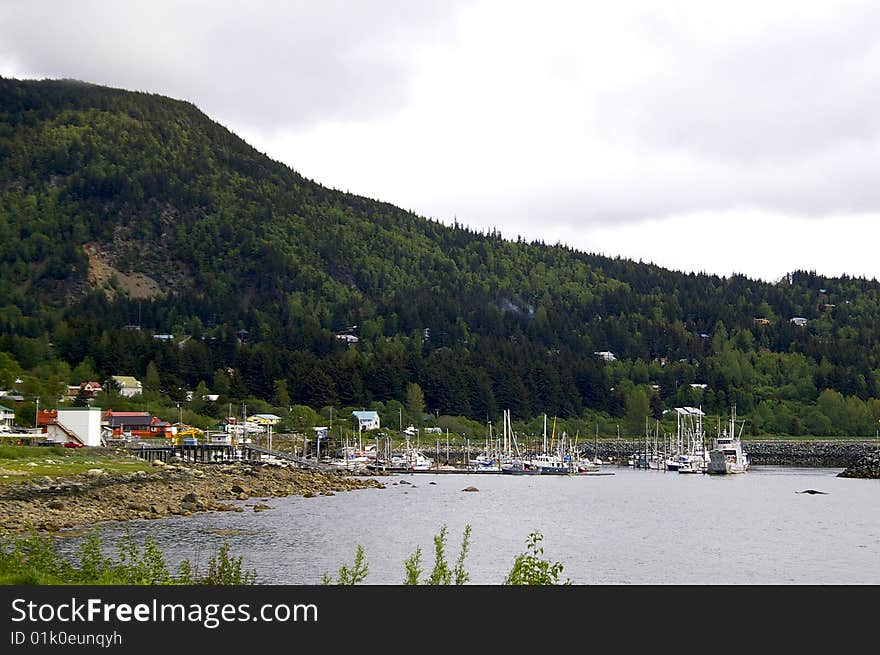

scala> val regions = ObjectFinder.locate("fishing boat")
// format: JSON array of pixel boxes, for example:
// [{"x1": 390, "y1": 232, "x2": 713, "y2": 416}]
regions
[
  {"x1": 500, "y1": 460, "x2": 542, "y2": 475},
  {"x1": 707, "y1": 407, "x2": 750, "y2": 474},
  {"x1": 665, "y1": 407, "x2": 709, "y2": 473},
  {"x1": 529, "y1": 452, "x2": 570, "y2": 474}
]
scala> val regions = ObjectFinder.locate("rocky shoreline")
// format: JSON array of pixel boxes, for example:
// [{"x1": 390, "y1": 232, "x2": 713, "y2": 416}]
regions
[{"x1": 0, "y1": 460, "x2": 386, "y2": 535}]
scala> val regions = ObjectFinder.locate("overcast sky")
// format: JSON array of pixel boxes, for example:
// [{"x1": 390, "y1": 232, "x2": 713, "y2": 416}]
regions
[{"x1": 2, "y1": 0, "x2": 879, "y2": 283}]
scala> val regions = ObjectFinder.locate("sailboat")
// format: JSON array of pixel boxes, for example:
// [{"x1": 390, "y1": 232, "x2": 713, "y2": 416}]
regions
[
  {"x1": 470, "y1": 420, "x2": 502, "y2": 471},
  {"x1": 500, "y1": 409, "x2": 541, "y2": 475}
]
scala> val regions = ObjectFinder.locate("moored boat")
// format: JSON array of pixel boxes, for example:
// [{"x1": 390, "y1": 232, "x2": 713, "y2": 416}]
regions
[{"x1": 707, "y1": 407, "x2": 749, "y2": 474}]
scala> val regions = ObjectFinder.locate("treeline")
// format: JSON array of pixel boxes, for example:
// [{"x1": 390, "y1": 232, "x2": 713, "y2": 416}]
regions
[{"x1": 3, "y1": 77, "x2": 880, "y2": 436}]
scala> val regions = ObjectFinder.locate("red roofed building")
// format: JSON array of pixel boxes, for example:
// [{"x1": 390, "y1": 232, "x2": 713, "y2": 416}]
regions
[{"x1": 103, "y1": 410, "x2": 173, "y2": 438}]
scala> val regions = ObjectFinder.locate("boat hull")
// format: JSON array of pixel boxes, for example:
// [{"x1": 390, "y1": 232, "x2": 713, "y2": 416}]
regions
[{"x1": 501, "y1": 466, "x2": 542, "y2": 475}]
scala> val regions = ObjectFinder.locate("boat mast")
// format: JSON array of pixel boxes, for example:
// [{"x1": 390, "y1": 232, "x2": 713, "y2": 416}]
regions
[{"x1": 543, "y1": 414, "x2": 547, "y2": 455}]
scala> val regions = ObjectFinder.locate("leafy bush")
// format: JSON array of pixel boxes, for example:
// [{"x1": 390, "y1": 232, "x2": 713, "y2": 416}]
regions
[
  {"x1": 503, "y1": 531, "x2": 570, "y2": 585},
  {"x1": 0, "y1": 529, "x2": 254, "y2": 585},
  {"x1": 321, "y1": 544, "x2": 369, "y2": 585}
]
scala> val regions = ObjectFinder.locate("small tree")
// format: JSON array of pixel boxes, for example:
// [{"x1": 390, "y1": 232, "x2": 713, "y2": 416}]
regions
[
  {"x1": 504, "y1": 531, "x2": 570, "y2": 585},
  {"x1": 405, "y1": 382, "x2": 426, "y2": 421},
  {"x1": 322, "y1": 545, "x2": 369, "y2": 585},
  {"x1": 403, "y1": 524, "x2": 471, "y2": 585}
]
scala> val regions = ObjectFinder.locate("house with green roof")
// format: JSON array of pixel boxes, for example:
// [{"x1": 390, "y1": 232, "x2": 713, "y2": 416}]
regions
[{"x1": 111, "y1": 376, "x2": 143, "y2": 398}]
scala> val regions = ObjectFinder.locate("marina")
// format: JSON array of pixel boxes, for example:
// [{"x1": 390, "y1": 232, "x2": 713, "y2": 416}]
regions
[{"x1": 64, "y1": 464, "x2": 880, "y2": 585}]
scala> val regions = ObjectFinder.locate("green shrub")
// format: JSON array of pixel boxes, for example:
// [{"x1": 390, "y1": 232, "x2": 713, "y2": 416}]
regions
[{"x1": 504, "y1": 531, "x2": 570, "y2": 585}]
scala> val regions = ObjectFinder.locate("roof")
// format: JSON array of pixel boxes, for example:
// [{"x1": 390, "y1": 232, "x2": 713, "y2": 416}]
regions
[
  {"x1": 250, "y1": 413, "x2": 281, "y2": 420},
  {"x1": 112, "y1": 376, "x2": 142, "y2": 387},
  {"x1": 674, "y1": 406, "x2": 705, "y2": 416},
  {"x1": 106, "y1": 415, "x2": 153, "y2": 428},
  {"x1": 352, "y1": 411, "x2": 379, "y2": 420}
]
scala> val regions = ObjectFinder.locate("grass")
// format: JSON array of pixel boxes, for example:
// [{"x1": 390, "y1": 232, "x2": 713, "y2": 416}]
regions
[
  {"x1": 0, "y1": 529, "x2": 255, "y2": 585},
  {"x1": 0, "y1": 445, "x2": 152, "y2": 485}
]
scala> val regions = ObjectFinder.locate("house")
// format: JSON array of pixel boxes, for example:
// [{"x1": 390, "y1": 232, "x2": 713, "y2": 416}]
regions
[
  {"x1": 690, "y1": 383, "x2": 708, "y2": 390},
  {"x1": 37, "y1": 407, "x2": 103, "y2": 446},
  {"x1": 753, "y1": 318, "x2": 771, "y2": 326},
  {"x1": 102, "y1": 410, "x2": 172, "y2": 438},
  {"x1": 335, "y1": 334, "x2": 359, "y2": 344},
  {"x1": 83, "y1": 381, "x2": 103, "y2": 394},
  {"x1": 594, "y1": 351, "x2": 617, "y2": 362},
  {"x1": 352, "y1": 410, "x2": 380, "y2": 431},
  {"x1": 790, "y1": 317, "x2": 808, "y2": 327},
  {"x1": 0, "y1": 404, "x2": 14, "y2": 429},
  {"x1": 248, "y1": 413, "x2": 282, "y2": 427},
  {"x1": 111, "y1": 376, "x2": 143, "y2": 397},
  {"x1": 44, "y1": 407, "x2": 103, "y2": 446},
  {"x1": 185, "y1": 391, "x2": 220, "y2": 402}
]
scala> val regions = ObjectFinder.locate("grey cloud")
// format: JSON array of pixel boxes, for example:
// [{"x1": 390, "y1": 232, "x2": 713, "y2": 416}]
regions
[
  {"x1": 593, "y1": 2, "x2": 880, "y2": 164},
  {"x1": 0, "y1": 0, "x2": 472, "y2": 132}
]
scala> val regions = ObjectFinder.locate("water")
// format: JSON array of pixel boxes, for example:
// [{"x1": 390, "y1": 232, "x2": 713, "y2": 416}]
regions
[{"x1": 63, "y1": 466, "x2": 880, "y2": 584}]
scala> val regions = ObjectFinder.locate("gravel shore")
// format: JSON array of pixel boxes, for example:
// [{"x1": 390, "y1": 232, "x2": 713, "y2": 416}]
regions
[{"x1": 0, "y1": 460, "x2": 385, "y2": 535}]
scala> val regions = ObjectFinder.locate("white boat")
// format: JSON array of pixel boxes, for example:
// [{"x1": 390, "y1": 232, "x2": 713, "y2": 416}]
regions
[
  {"x1": 469, "y1": 451, "x2": 501, "y2": 472},
  {"x1": 529, "y1": 452, "x2": 571, "y2": 474},
  {"x1": 388, "y1": 449, "x2": 434, "y2": 471},
  {"x1": 707, "y1": 408, "x2": 749, "y2": 474},
  {"x1": 666, "y1": 406, "x2": 709, "y2": 473}
]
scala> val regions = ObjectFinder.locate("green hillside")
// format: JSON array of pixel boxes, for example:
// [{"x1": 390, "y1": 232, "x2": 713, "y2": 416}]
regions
[{"x1": 2, "y1": 76, "x2": 880, "y2": 436}]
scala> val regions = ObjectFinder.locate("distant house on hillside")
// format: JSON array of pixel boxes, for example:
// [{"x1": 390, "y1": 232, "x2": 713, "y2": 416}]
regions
[
  {"x1": 594, "y1": 351, "x2": 616, "y2": 362},
  {"x1": 111, "y1": 376, "x2": 143, "y2": 397},
  {"x1": 249, "y1": 414, "x2": 282, "y2": 427},
  {"x1": 352, "y1": 410, "x2": 380, "y2": 431},
  {"x1": 790, "y1": 317, "x2": 808, "y2": 327},
  {"x1": 753, "y1": 318, "x2": 771, "y2": 326}
]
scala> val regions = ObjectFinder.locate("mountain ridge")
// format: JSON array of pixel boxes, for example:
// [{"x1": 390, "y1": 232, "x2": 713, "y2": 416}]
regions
[{"x1": 2, "y1": 76, "x2": 880, "y2": 437}]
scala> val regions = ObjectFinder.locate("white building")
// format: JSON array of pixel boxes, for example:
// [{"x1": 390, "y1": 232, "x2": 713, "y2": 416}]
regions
[
  {"x1": 0, "y1": 404, "x2": 14, "y2": 429},
  {"x1": 352, "y1": 410, "x2": 380, "y2": 431},
  {"x1": 111, "y1": 376, "x2": 143, "y2": 397},
  {"x1": 594, "y1": 351, "x2": 617, "y2": 362},
  {"x1": 46, "y1": 407, "x2": 103, "y2": 446},
  {"x1": 790, "y1": 317, "x2": 808, "y2": 327}
]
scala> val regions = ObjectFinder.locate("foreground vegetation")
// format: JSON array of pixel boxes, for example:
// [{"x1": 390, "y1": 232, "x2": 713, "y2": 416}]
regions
[
  {"x1": 0, "y1": 530, "x2": 254, "y2": 585},
  {"x1": 323, "y1": 524, "x2": 569, "y2": 586},
  {"x1": 1, "y1": 525, "x2": 569, "y2": 585}
]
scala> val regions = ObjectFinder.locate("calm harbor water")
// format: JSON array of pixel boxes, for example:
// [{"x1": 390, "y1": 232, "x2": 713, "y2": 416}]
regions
[{"x1": 68, "y1": 465, "x2": 880, "y2": 585}]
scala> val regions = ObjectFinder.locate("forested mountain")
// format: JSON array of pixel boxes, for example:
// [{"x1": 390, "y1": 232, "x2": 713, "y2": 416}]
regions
[{"x1": 3, "y1": 76, "x2": 880, "y2": 436}]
